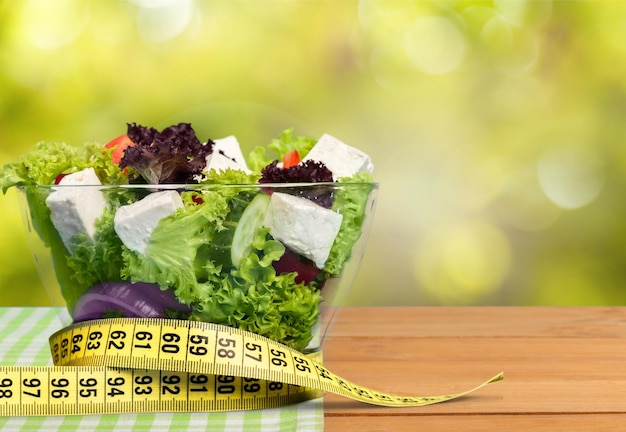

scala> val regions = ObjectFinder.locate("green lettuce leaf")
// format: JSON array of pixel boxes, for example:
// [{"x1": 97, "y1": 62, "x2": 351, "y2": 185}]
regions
[
  {"x1": 323, "y1": 172, "x2": 375, "y2": 276},
  {"x1": 247, "y1": 128, "x2": 317, "y2": 172},
  {"x1": 0, "y1": 141, "x2": 126, "y2": 194},
  {"x1": 65, "y1": 207, "x2": 126, "y2": 310},
  {"x1": 1, "y1": 142, "x2": 84, "y2": 193},
  {"x1": 190, "y1": 229, "x2": 321, "y2": 351},
  {"x1": 121, "y1": 188, "x2": 234, "y2": 305},
  {"x1": 197, "y1": 167, "x2": 260, "y2": 185}
]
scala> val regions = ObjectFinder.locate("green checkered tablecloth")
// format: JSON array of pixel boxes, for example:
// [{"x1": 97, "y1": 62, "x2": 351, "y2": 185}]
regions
[{"x1": 0, "y1": 308, "x2": 324, "y2": 431}]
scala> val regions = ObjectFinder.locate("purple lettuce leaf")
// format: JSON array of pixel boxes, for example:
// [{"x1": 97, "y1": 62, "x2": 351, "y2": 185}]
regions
[{"x1": 120, "y1": 122, "x2": 214, "y2": 184}]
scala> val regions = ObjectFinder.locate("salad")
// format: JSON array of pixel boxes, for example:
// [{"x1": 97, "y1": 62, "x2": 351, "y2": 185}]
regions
[{"x1": 0, "y1": 123, "x2": 375, "y2": 352}]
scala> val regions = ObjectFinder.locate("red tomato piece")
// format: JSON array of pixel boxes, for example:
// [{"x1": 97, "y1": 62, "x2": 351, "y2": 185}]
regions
[
  {"x1": 282, "y1": 150, "x2": 301, "y2": 168},
  {"x1": 105, "y1": 134, "x2": 134, "y2": 164}
]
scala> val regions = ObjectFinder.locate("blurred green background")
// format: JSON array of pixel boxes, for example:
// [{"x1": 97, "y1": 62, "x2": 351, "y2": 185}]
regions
[{"x1": 2, "y1": 0, "x2": 626, "y2": 307}]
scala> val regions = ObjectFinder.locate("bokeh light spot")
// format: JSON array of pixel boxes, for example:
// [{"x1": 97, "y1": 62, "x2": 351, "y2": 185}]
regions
[
  {"x1": 494, "y1": 0, "x2": 553, "y2": 28},
  {"x1": 480, "y1": 15, "x2": 514, "y2": 55},
  {"x1": 496, "y1": 165, "x2": 562, "y2": 231},
  {"x1": 403, "y1": 16, "x2": 466, "y2": 75},
  {"x1": 461, "y1": 5, "x2": 498, "y2": 37},
  {"x1": 537, "y1": 146, "x2": 605, "y2": 210},
  {"x1": 413, "y1": 222, "x2": 511, "y2": 304},
  {"x1": 21, "y1": 0, "x2": 90, "y2": 50},
  {"x1": 135, "y1": 0, "x2": 194, "y2": 43}
]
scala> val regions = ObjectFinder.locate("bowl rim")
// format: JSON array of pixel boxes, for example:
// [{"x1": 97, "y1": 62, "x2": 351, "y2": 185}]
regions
[{"x1": 18, "y1": 182, "x2": 379, "y2": 191}]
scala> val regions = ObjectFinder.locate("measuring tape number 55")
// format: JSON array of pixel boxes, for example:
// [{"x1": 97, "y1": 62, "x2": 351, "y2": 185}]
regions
[{"x1": 0, "y1": 317, "x2": 503, "y2": 416}]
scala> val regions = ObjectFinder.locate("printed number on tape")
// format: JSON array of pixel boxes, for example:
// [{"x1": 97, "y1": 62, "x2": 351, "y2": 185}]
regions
[{"x1": 0, "y1": 318, "x2": 503, "y2": 416}]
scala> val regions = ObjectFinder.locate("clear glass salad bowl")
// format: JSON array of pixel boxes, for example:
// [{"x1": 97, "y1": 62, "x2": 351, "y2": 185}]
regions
[{"x1": 17, "y1": 182, "x2": 378, "y2": 354}]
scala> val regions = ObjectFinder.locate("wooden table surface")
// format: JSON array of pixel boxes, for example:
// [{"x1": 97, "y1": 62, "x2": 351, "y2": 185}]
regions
[{"x1": 322, "y1": 307, "x2": 626, "y2": 431}]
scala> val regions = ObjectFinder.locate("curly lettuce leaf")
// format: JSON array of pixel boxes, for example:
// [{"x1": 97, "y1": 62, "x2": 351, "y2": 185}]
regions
[
  {"x1": 260, "y1": 159, "x2": 333, "y2": 184},
  {"x1": 190, "y1": 230, "x2": 321, "y2": 351},
  {"x1": 89, "y1": 145, "x2": 131, "y2": 185},
  {"x1": 121, "y1": 123, "x2": 212, "y2": 184},
  {"x1": 1, "y1": 142, "x2": 81, "y2": 192},
  {"x1": 268, "y1": 128, "x2": 317, "y2": 160},
  {"x1": 260, "y1": 160, "x2": 335, "y2": 208},
  {"x1": 323, "y1": 172, "x2": 375, "y2": 276},
  {"x1": 197, "y1": 167, "x2": 260, "y2": 185},
  {"x1": 247, "y1": 128, "x2": 317, "y2": 173},
  {"x1": 0, "y1": 142, "x2": 124, "y2": 193},
  {"x1": 65, "y1": 207, "x2": 127, "y2": 310}
]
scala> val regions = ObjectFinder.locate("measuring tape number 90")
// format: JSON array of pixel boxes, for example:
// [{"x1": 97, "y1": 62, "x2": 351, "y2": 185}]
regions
[{"x1": 0, "y1": 318, "x2": 503, "y2": 416}]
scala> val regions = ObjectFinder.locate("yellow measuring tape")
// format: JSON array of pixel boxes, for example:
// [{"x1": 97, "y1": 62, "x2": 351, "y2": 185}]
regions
[{"x1": 0, "y1": 318, "x2": 503, "y2": 416}]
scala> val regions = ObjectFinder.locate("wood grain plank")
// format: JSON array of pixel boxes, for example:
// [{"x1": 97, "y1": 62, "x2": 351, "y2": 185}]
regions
[
  {"x1": 326, "y1": 307, "x2": 626, "y2": 338},
  {"x1": 325, "y1": 414, "x2": 626, "y2": 432},
  {"x1": 322, "y1": 307, "x2": 626, "y2": 425}
]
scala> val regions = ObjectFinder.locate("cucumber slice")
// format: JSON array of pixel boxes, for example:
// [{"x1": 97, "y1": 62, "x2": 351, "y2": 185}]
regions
[{"x1": 230, "y1": 192, "x2": 271, "y2": 268}]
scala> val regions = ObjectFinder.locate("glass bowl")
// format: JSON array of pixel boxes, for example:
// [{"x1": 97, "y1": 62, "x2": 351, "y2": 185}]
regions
[{"x1": 17, "y1": 182, "x2": 378, "y2": 353}]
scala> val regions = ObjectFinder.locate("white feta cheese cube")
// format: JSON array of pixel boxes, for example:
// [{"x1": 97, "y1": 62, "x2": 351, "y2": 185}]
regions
[
  {"x1": 302, "y1": 134, "x2": 374, "y2": 180},
  {"x1": 114, "y1": 190, "x2": 184, "y2": 255},
  {"x1": 45, "y1": 168, "x2": 108, "y2": 252},
  {"x1": 263, "y1": 192, "x2": 343, "y2": 269},
  {"x1": 205, "y1": 135, "x2": 251, "y2": 173},
  {"x1": 214, "y1": 136, "x2": 249, "y2": 167},
  {"x1": 205, "y1": 152, "x2": 248, "y2": 174}
]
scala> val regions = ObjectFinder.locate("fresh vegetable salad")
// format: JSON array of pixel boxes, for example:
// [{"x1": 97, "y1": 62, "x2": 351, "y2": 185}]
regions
[{"x1": 0, "y1": 123, "x2": 376, "y2": 352}]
